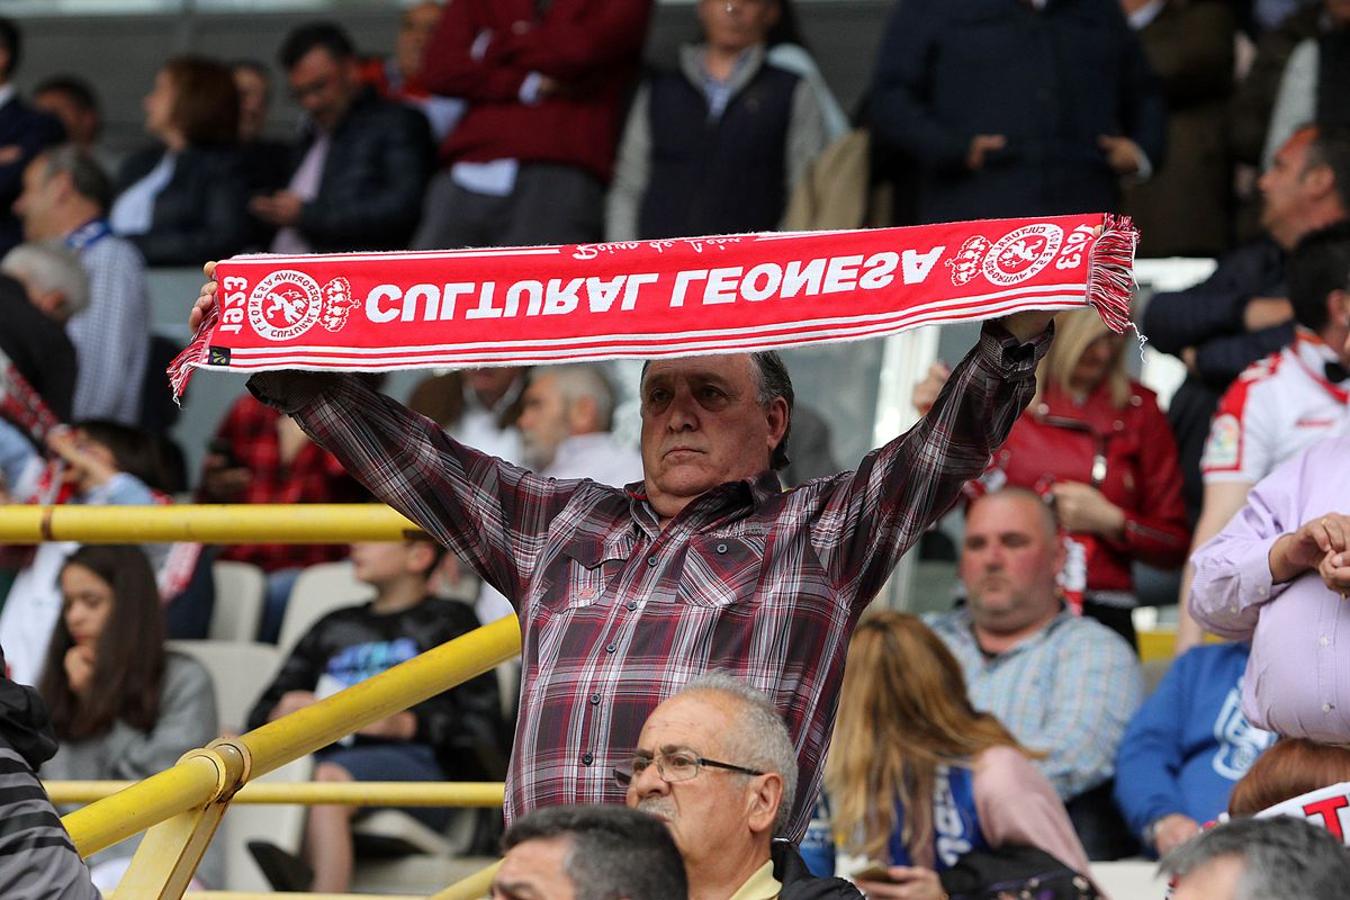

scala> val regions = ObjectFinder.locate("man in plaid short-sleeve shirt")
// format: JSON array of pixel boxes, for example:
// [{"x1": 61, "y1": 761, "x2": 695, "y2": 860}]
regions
[{"x1": 231, "y1": 300, "x2": 1055, "y2": 840}]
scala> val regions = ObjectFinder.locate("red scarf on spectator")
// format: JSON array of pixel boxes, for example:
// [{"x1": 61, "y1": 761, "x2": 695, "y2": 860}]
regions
[{"x1": 171, "y1": 214, "x2": 1138, "y2": 397}]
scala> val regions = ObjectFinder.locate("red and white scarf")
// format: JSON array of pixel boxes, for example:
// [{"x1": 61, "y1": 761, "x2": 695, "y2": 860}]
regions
[{"x1": 170, "y1": 214, "x2": 1138, "y2": 395}]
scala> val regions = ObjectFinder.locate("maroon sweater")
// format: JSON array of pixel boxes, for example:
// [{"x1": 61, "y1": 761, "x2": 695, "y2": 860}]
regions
[{"x1": 420, "y1": 0, "x2": 652, "y2": 183}]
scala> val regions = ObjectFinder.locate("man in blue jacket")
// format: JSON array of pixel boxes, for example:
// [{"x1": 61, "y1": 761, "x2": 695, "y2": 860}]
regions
[{"x1": 1114, "y1": 642, "x2": 1275, "y2": 858}]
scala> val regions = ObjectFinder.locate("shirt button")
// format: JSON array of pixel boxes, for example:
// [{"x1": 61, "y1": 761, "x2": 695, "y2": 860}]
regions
[
  {"x1": 582, "y1": 752, "x2": 593, "y2": 766},
  {"x1": 716, "y1": 542, "x2": 729, "y2": 554},
  {"x1": 606, "y1": 642, "x2": 616, "y2": 653},
  {"x1": 646, "y1": 555, "x2": 658, "y2": 567},
  {"x1": 1321, "y1": 635, "x2": 1331, "y2": 647},
  {"x1": 590, "y1": 693, "x2": 600, "y2": 705},
  {"x1": 626, "y1": 601, "x2": 638, "y2": 611},
  {"x1": 1324, "y1": 703, "x2": 1334, "y2": 714}
]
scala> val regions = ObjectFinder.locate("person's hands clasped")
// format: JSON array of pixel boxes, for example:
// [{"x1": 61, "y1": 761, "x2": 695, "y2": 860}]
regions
[
  {"x1": 1269, "y1": 513, "x2": 1350, "y2": 584},
  {"x1": 1318, "y1": 546, "x2": 1350, "y2": 599},
  {"x1": 1050, "y1": 481, "x2": 1126, "y2": 538},
  {"x1": 1098, "y1": 134, "x2": 1145, "y2": 176},
  {"x1": 855, "y1": 865, "x2": 946, "y2": 900}
]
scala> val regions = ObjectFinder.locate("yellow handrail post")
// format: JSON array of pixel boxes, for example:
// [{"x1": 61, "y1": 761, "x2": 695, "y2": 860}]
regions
[{"x1": 114, "y1": 743, "x2": 248, "y2": 900}]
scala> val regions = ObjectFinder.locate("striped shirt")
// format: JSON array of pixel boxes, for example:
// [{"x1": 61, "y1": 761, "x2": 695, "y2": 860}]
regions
[
  {"x1": 0, "y1": 742, "x2": 100, "y2": 900},
  {"x1": 254, "y1": 323, "x2": 1048, "y2": 839},
  {"x1": 925, "y1": 607, "x2": 1143, "y2": 801},
  {"x1": 66, "y1": 231, "x2": 150, "y2": 425}
]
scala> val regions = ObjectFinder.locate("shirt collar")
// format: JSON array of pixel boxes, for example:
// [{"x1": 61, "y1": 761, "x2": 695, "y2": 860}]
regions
[
  {"x1": 1127, "y1": 0, "x2": 1167, "y2": 29},
  {"x1": 0, "y1": 84, "x2": 15, "y2": 111},
  {"x1": 728, "y1": 859, "x2": 780, "y2": 900},
  {"x1": 953, "y1": 603, "x2": 1074, "y2": 660},
  {"x1": 626, "y1": 469, "x2": 782, "y2": 533}
]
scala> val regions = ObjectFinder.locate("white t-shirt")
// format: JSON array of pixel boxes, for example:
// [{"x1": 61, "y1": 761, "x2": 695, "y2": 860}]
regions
[{"x1": 1201, "y1": 329, "x2": 1350, "y2": 484}]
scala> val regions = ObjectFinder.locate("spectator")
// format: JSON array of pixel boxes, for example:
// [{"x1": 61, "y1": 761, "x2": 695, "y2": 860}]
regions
[
  {"x1": 825, "y1": 612, "x2": 1090, "y2": 894},
  {"x1": 492, "y1": 805, "x2": 687, "y2": 900},
  {"x1": 359, "y1": 2, "x2": 466, "y2": 143},
  {"x1": 250, "y1": 23, "x2": 433, "y2": 255},
  {"x1": 231, "y1": 60, "x2": 291, "y2": 199},
  {"x1": 1120, "y1": 0, "x2": 1236, "y2": 258},
  {"x1": 1114, "y1": 642, "x2": 1276, "y2": 858},
  {"x1": 1262, "y1": 0, "x2": 1350, "y2": 167},
  {"x1": 110, "y1": 55, "x2": 249, "y2": 266},
  {"x1": 605, "y1": 0, "x2": 830, "y2": 241},
  {"x1": 1179, "y1": 219, "x2": 1350, "y2": 650},
  {"x1": 0, "y1": 420, "x2": 193, "y2": 685},
  {"x1": 0, "y1": 645, "x2": 100, "y2": 900},
  {"x1": 1160, "y1": 815, "x2": 1350, "y2": 900},
  {"x1": 246, "y1": 537, "x2": 503, "y2": 893},
  {"x1": 1229, "y1": 738, "x2": 1350, "y2": 815},
  {"x1": 412, "y1": 0, "x2": 652, "y2": 249},
  {"x1": 622, "y1": 674, "x2": 861, "y2": 899},
  {"x1": 197, "y1": 392, "x2": 367, "y2": 643},
  {"x1": 1190, "y1": 433, "x2": 1350, "y2": 743},
  {"x1": 925, "y1": 487, "x2": 1143, "y2": 859},
  {"x1": 1232, "y1": 0, "x2": 1334, "y2": 167},
  {"x1": 32, "y1": 76, "x2": 117, "y2": 176},
  {"x1": 37, "y1": 545, "x2": 219, "y2": 892},
  {"x1": 0, "y1": 241, "x2": 85, "y2": 421},
  {"x1": 13, "y1": 145, "x2": 149, "y2": 426},
  {"x1": 868, "y1": 0, "x2": 1165, "y2": 223},
  {"x1": 915, "y1": 309, "x2": 1189, "y2": 646},
  {"x1": 408, "y1": 367, "x2": 529, "y2": 465},
  {"x1": 517, "y1": 364, "x2": 642, "y2": 482},
  {"x1": 0, "y1": 17, "x2": 65, "y2": 257},
  {"x1": 193, "y1": 257, "x2": 1057, "y2": 837},
  {"x1": 1141, "y1": 125, "x2": 1347, "y2": 534}
]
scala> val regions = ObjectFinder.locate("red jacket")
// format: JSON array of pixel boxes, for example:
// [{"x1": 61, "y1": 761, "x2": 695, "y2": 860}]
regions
[
  {"x1": 973, "y1": 381, "x2": 1190, "y2": 595},
  {"x1": 419, "y1": 0, "x2": 652, "y2": 182}
]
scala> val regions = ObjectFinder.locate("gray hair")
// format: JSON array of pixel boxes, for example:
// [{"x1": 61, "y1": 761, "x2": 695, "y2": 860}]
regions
[
  {"x1": 1158, "y1": 815, "x2": 1350, "y2": 899},
  {"x1": 39, "y1": 143, "x2": 113, "y2": 212},
  {"x1": 1, "y1": 240, "x2": 89, "y2": 320},
  {"x1": 678, "y1": 672, "x2": 798, "y2": 835},
  {"x1": 502, "y1": 804, "x2": 687, "y2": 900},
  {"x1": 545, "y1": 364, "x2": 616, "y2": 430}
]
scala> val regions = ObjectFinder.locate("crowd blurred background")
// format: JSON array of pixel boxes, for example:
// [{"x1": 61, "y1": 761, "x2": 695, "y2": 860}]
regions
[{"x1": 2, "y1": 0, "x2": 1349, "y2": 894}]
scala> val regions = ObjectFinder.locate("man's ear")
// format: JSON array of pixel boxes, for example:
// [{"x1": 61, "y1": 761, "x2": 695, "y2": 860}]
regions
[
  {"x1": 568, "y1": 396, "x2": 598, "y2": 435},
  {"x1": 1329, "y1": 289, "x2": 1350, "y2": 328},
  {"x1": 1304, "y1": 161, "x2": 1335, "y2": 200},
  {"x1": 745, "y1": 773, "x2": 783, "y2": 836},
  {"x1": 765, "y1": 397, "x2": 788, "y2": 452}
]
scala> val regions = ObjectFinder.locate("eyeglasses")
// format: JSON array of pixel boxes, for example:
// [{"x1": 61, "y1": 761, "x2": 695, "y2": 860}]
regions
[{"x1": 613, "y1": 749, "x2": 764, "y2": 787}]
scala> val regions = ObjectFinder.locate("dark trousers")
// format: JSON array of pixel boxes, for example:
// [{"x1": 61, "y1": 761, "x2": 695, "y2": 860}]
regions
[{"x1": 413, "y1": 163, "x2": 603, "y2": 250}]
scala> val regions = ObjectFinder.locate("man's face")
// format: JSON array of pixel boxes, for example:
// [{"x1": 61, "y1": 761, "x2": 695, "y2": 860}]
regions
[
  {"x1": 1259, "y1": 131, "x2": 1323, "y2": 247},
  {"x1": 397, "y1": 2, "x2": 443, "y2": 80},
  {"x1": 518, "y1": 374, "x2": 571, "y2": 471},
  {"x1": 467, "y1": 367, "x2": 523, "y2": 408},
  {"x1": 288, "y1": 47, "x2": 356, "y2": 132},
  {"x1": 639, "y1": 355, "x2": 786, "y2": 518},
  {"x1": 699, "y1": 0, "x2": 781, "y2": 54},
  {"x1": 625, "y1": 694, "x2": 761, "y2": 870},
  {"x1": 491, "y1": 836, "x2": 576, "y2": 900},
  {"x1": 1171, "y1": 855, "x2": 1245, "y2": 900},
  {"x1": 959, "y1": 493, "x2": 1065, "y2": 634},
  {"x1": 13, "y1": 157, "x2": 62, "y2": 241},
  {"x1": 1327, "y1": 0, "x2": 1350, "y2": 27},
  {"x1": 34, "y1": 90, "x2": 98, "y2": 148}
]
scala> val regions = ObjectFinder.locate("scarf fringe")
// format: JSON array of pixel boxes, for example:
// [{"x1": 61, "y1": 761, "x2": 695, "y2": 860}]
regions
[
  {"x1": 1085, "y1": 213, "x2": 1140, "y2": 337},
  {"x1": 167, "y1": 297, "x2": 218, "y2": 403}
]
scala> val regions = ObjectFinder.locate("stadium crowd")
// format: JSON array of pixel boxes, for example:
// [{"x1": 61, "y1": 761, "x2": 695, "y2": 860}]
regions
[{"x1": 2, "y1": 0, "x2": 1350, "y2": 896}]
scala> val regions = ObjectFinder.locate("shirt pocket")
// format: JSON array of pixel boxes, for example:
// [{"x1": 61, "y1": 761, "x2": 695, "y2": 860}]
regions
[
  {"x1": 677, "y1": 532, "x2": 766, "y2": 609},
  {"x1": 535, "y1": 537, "x2": 629, "y2": 613}
]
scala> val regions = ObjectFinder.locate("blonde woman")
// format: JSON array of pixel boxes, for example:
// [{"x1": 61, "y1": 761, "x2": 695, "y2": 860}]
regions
[
  {"x1": 826, "y1": 612, "x2": 1090, "y2": 898},
  {"x1": 915, "y1": 309, "x2": 1189, "y2": 646}
]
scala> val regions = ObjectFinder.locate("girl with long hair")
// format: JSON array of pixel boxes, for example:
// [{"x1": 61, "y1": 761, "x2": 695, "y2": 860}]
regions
[
  {"x1": 826, "y1": 612, "x2": 1089, "y2": 898},
  {"x1": 38, "y1": 545, "x2": 218, "y2": 891}
]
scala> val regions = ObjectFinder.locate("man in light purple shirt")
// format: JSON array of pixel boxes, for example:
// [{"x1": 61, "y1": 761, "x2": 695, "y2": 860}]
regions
[{"x1": 1189, "y1": 432, "x2": 1350, "y2": 742}]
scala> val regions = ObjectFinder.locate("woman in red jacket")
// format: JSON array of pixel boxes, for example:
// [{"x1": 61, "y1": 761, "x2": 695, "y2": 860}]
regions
[{"x1": 917, "y1": 309, "x2": 1189, "y2": 648}]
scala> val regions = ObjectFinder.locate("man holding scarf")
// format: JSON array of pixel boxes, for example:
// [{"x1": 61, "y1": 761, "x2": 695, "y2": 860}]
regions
[{"x1": 191, "y1": 275, "x2": 1056, "y2": 839}]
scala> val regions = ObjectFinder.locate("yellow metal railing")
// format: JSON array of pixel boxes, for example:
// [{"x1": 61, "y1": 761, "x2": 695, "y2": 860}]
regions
[
  {"x1": 48, "y1": 781, "x2": 506, "y2": 808},
  {"x1": 3, "y1": 504, "x2": 523, "y2": 898}
]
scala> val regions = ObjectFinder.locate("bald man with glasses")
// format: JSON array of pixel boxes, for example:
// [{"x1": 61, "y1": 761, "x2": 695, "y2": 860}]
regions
[{"x1": 620, "y1": 674, "x2": 860, "y2": 900}]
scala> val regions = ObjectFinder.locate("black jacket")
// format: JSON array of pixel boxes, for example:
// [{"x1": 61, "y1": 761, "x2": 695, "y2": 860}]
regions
[
  {"x1": 774, "y1": 841, "x2": 863, "y2": 900},
  {"x1": 870, "y1": 0, "x2": 1166, "y2": 222},
  {"x1": 116, "y1": 143, "x2": 251, "y2": 266},
  {"x1": 288, "y1": 88, "x2": 434, "y2": 252},
  {"x1": 0, "y1": 275, "x2": 77, "y2": 422},
  {"x1": 0, "y1": 97, "x2": 64, "y2": 256}
]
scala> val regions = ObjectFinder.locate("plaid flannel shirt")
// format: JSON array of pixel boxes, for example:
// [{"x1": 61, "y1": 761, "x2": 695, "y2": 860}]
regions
[{"x1": 252, "y1": 323, "x2": 1048, "y2": 839}]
